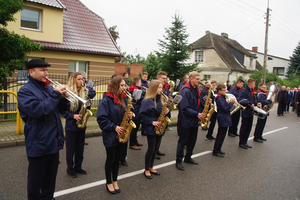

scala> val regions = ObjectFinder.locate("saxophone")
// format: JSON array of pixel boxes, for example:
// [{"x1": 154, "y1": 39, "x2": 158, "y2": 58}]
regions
[
  {"x1": 198, "y1": 84, "x2": 215, "y2": 128},
  {"x1": 116, "y1": 90, "x2": 136, "y2": 143},
  {"x1": 155, "y1": 92, "x2": 171, "y2": 136},
  {"x1": 76, "y1": 86, "x2": 93, "y2": 129}
]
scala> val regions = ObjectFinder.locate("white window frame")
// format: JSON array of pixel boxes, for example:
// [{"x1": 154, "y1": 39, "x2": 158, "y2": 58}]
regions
[
  {"x1": 20, "y1": 8, "x2": 41, "y2": 31},
  {"x1": 69, "y1": 61, "x2": 89, "y2": 78},
  {"x1": 195, "y1": 51, "x2": 204, "y2": 62}
]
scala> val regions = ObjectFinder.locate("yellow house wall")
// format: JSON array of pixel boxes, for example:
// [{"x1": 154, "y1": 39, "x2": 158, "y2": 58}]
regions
[{"x1": 6, "y1": 2, "x2": 63, "y2": 43}]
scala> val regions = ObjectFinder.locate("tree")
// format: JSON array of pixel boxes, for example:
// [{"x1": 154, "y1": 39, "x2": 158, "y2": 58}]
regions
[
  {"x1": 144, "y1": 53, "x2": 161, "y2": 80},
  {"x1": 0, "y1": 0, "x2": 43, "y2": 86},
  {"x1": 250, "y1": 70, "x2": 280, "y2": 89},
  {"x1": 156, "y1": 14, "x2": 198, "y2": 81},
  {"x1": 108, "y1": 25, "x2": 120, "y2": 42},
  {"x1": 287, "y1": 42, "x2": 300, "y2": 78}
]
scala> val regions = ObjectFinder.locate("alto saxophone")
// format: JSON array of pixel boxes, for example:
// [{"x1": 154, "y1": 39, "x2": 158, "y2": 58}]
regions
[
  {"x1": 155, "y1": 92, "x2": 171, "y2": 136},
  {"x1": 76, "y1": 86, "x2": 93, "y2": 129},
  {"x1": 198, "y1": 84, "x2": 215, "y2": 128},
  {"x1": 116, "y1": 90, "x2": 136, "y2": 143}
]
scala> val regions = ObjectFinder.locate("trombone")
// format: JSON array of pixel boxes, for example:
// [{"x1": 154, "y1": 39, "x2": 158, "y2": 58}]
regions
[{"x1": 46, "y1": 77, "x2": 89, "y2": 108}]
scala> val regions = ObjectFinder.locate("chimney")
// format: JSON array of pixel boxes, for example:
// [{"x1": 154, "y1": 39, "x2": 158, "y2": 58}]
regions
[
  {"x1": 206, "y1": 30, "x2": 210, "y2": 35},
  {"x1": 221, "y1": 32, "x2": 228, "y2": 39},
  {"x1": 252, "y1": 46, "x2": 258, "y2": 52}
]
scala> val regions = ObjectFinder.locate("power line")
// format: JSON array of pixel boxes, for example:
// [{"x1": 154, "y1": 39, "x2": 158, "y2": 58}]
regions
[
  {"x1": 237, "y1": 0, "x2": 265, "y2": 13},
  {"x1": 232, "y1": 15, "x2": 265, "y2": 38},
  {"x1": 271, "y1": 12, "x2": 300, "y2": 37}
]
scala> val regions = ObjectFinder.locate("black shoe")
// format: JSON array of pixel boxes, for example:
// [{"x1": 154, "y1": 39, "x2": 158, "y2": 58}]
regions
[
  {"x1": 150, "y1": 171, "x2": 160, "y2": 175},
  {"x1": 202, "y1": 127, "x2": 208, "y2": 131},
  {"x1": 213, "y1": 152, "x2": 224, "y2": 157},
  {"x1": 239, "y1": 144, "x2": 248, "y2": 149},
  {"x1": 106, "y1": 184, "x2": 116, "y2": 194},
  {"x1": 260, "y1": 137, "x2": 267, "y2": 141},
  {"x1": 233, "y1": 133, "x2": 239, "y2": 136},
  {"x1": 254, "y1": 138, "x2": 263, "y2": 143},
  {"x1": 67, "y1": 171, "x2": 77, "y2": 178},
  {"x1": 155, "y1": 155, "x2": 161, "y2": 160},
  {"x1": 176, "y1": 162, "x2": 185, "y2": 171},
  {"x1": 120, "y1": 161, "x2": 128, "y2": 167},
  {"x1": 220, "y1": 151, "x2": 226, "y2": 154},
  {"x1": 245, "y1": 143, "x2": 252, "y2": 148},
  {"x1": 144, "y1": 171, "x2": 153, "y2": 179},
  {"x1": 205, "y1": 136, "x2": 213, "y2": 141},
  {"x1": 210, "y1": 136, "x2": 216, "y2": 140},
  {"x1": 184, "y1": 158, "x2": 198, "y2": 165},
  {"x1": 157, "y1": 151, "x2": 165, "y2": 156},
  {"x1": 84, "y1": 142, "x2": 88, "y2": 145},
  {"x1": 228, "y1": 133, "x2": 236, "y2": 137},
  {"x1": 75, "y1": 169, "x2": 87, "y2": 175},
  {"x1": 141, "y1": 131, "x2": 147, "y2": 136}
]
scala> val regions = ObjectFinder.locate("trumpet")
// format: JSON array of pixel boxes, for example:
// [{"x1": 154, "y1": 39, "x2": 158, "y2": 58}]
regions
[{"x1": 46, "y1": 77, "x2": 89, "y2": 108}]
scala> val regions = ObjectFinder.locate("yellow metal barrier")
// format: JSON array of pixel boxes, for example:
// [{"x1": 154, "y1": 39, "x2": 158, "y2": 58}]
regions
[
  {"x1": 0, "y1": 90, "x2": 23, "y2": 134},
  {"x1": 90, "y1": 91, "x2": 105, "y2": 111}
]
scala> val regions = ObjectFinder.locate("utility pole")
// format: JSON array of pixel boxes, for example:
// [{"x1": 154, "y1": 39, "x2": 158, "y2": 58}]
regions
[{"x1": 263, "y1": 0, "x2": 270, "y2": 84}]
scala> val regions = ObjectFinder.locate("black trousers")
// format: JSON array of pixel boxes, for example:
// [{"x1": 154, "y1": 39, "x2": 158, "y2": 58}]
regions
[
  {"x1": 66, "y1": 130, "x2": 85, "y2": 173},
  {"x1": 253, "y1": 116, "x2": 268, "y2": 139},
  {"x1": 277, "y1": 102, "x2": 285, "y2": 115},
  {"x1": 228, "y1": 110, "x2": 240, "y2": 135},
  {"x1": 213, "y1": 127, "x2": 228, "y2": 153},
  {"x1": 239, "y1": 116, "x2": 253, "y2": 145},
  {"x1": 129, "y1": 119, "x2": 141, "y2": 146},
  {"x1": 285, "y1": 102, "x2": 290, "y2": 112},
  {"x1": 105, "y1": 143, "x2": 126, "y2": 184},
  {"x1": 145, "y1": 135, "x2": 162, "y2": 170},
  {"x1": 176, "y1": 126, "x2": 198, "y2": 162},
  {"x1": 206, "y1": 112, "x2": 217, "y2": 138},
  {"x1": 27, "y1": 152, "x2": 59, "y2": 200}
]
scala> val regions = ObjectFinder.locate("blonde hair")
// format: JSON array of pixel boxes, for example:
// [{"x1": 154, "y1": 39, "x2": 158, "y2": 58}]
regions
[
  {"x1": 67, "y1": 72, "x2": 84, "y2": 112},
  {"x1": 189, "y1": 71, "x2": 200, "y2": 79},
  {"x1": 144, "y1": 80, "x2": 164, "y2": 109}
]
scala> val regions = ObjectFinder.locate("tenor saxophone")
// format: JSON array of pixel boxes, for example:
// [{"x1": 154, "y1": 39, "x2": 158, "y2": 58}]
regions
[
  {"x1": 198, "y1": 84, "x2": 215, "y2": 128},
  {"x1": 154, "y1": 92, "x2": 171, "y2": 136},
  {"x1": 76, "y1": 86, "x2": 93, "y2": 129},
  {"x1": 116, "y1": 90, "x2": 136, "y2": 143}
]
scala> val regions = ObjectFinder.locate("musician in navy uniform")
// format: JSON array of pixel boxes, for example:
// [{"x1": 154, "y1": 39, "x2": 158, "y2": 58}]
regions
[
  {"x1": 175, "y1": 71, "x2": 205, "y2": 171},
  {"x1": 253, "y1": 83, "x2": 272, "y2": 143},
  {"x1": 97, "y1": 76, "x2": 132, "y2": 194},
  {"x1": 213, "y1": 84, "x2": 234, "y2": 157},
  {"x1": 18, "y1": 59, "x2": 68, "y2": 200},
  {"x1": 228, "y1": 79, "x2": 244, "y2": 137},
  {"x1": 237, "y1": 78, "x2": 261, "y2": 149}
]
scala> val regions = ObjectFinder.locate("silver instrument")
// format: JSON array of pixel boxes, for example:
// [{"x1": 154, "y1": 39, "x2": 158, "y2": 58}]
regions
[
  {"x1": 252, "y1": 106, "x2": 267, "y2": 119},
  {"x1": 46, "y1": 77, "x2": 89, "y2": 108},
  {"x1": 262, "y1": 82, "x2": 281, "y2": 112},
  {"x1": 226, "y1": 94, "x2": 246, "y2": 115}
]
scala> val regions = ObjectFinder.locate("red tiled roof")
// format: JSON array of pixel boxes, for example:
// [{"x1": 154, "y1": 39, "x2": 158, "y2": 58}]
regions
[{"x1": 34, "y1": 0, "x2": 122, "y2": 57}]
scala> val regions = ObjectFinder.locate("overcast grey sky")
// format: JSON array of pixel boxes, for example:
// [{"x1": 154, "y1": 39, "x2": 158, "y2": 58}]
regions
[{"x1": 80, "y1": 0, "x2": 300, "y2": 59}]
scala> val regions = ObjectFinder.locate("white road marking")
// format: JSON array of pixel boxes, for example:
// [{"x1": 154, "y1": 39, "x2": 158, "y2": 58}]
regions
[
  {"x1": 54, "y1": 127, "x2": 288, "y2": 198},
  {"x1": 54, "y1": 150, "x2": 212, "y2": 197}
]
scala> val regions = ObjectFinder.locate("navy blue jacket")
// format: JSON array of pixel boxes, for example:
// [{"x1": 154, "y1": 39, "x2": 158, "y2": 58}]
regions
[
  {"x1": 178, "y1": 82, "x2": 202, "y2": 128},
  {"x1": 200, "y1": 86, "x2": 215, "y2": 111},
  {"x1": 139, "y1": 96, "x2": 164, "y2": 136},
  {"x1": 128, "y1": 85, "x2": 145, "y2": 120},
  {"x1": 18, "y1": 75, "x2": 66, "y2": 157},
  {"x1": 216, "y1": 94, "x2": 233, "y2": 127},
  {"x1": 61, "y1": 101, "x2": 86, "y2": 132},
  {"x1": 141, "y1": 79, "x2": 149, "y2": 88},
  {"x1": 228, "y1": 85, "x2": 242, "y2": 98},
  {"x1": 238, "y1": 85, "x2": 258, "y2": 118},
  {"x1": 257, "y1": 89, "x2": 272, "y2": 106},
  {"x1": 97, "y1": 93, "x2": 128, "y2": 147},
  {"x1": 86, "y1": 86, "x2": 96, "y2": 99},
  {"x1": 178, "y1": 81, "x2": 187, "y2": 93},
  {"x1": 287, "y1": 90, "x2": 293, "y2": 103}
]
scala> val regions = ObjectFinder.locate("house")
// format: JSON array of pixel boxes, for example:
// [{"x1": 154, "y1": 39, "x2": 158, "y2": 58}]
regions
[
  {"x1": 6, "y1": 0, "x2": 122, "y2": 81},
  {"x1": 248, "y1": 47, "x2": 289, "y2": 79},
  {"x1": 187, "y1": 31, "x2": 262, "y2": 83}
]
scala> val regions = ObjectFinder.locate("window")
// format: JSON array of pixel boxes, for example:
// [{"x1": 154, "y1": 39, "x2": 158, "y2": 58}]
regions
[
  {"x1": 21, "y1": 8, "x2": 41, "y2": 30},
  {"x1": 69, "y1": 61, "x2": 88, "y2": 77},
  {"x1": 195, "y1": 51, "x2": 203, "y2": 62},
  {"x1": 273, "y1": 67, "x2": 285, "y2": 76},
  {"x1": 18, "y1": 58, "x2": 43, "y2": 83},
  {"x1": 203, "y1": 75, "x2": 210, "y2": 80}
]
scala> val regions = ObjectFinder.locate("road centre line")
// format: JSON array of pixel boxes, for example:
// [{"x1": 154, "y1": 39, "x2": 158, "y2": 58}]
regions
[{"x1": 54, "y1": 127, "x2": 287, "y2": 198}]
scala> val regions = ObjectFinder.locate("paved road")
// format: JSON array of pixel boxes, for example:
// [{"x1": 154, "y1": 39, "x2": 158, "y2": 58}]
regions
[{"x1": 0, "y1": 110, "x2": 299, "y2": 200}]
